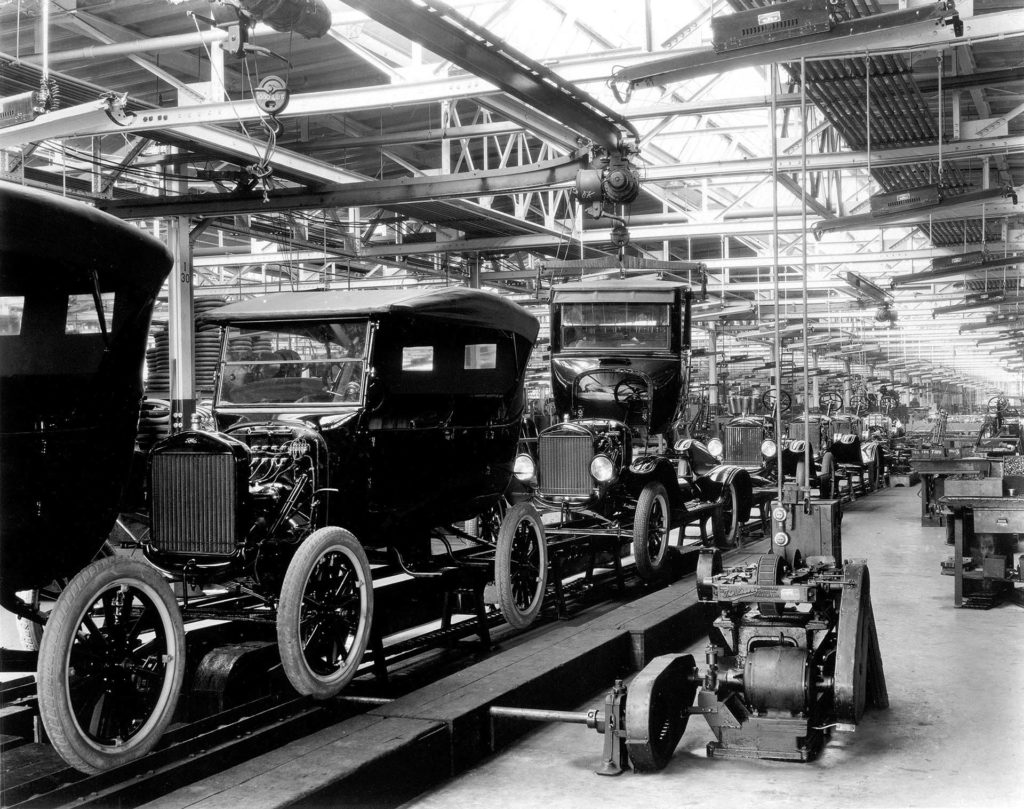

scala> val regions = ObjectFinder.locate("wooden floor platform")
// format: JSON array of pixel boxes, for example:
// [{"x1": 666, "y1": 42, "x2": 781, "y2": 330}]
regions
[{"x1": 141, "y1": 542, "x2": 769, "y2": 809}]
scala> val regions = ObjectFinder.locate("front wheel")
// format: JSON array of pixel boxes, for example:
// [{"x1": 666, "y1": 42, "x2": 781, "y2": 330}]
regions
[
  {"x1": 277, "y1": 527, "x2": 374, "y2": 699},
  {"x1": 634, "y1": 482, "x2": 671, "y2": 579},
  {"x1": 718, "y1": 480, "x2": 742, "y2": 547},
  {"x1": 36, "y1": 557, "x2": 185, "y2": 773},
  {"x1": 495, "y1": 503, "x2": 548, "y2": 629}
]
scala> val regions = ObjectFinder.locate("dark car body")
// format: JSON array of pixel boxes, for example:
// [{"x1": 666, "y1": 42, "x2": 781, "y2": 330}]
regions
[
  {"x1": 143, "y1": 286, "x2": 539, "y2": 577},
  {"x1": 515, "y1": 277, "x2": 752, "y2": 552},
  {"x1": 0, "y1": 181, "x2": 172, "y2": 601}
]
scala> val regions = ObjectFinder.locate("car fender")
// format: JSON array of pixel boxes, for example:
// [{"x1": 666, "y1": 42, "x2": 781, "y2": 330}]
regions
[
  {"x1": 697, "y1": 464, "x2": 753, "y2": 522},
  {"x1": 628, "y1": 455, "x2": 685, "y2": 509}
]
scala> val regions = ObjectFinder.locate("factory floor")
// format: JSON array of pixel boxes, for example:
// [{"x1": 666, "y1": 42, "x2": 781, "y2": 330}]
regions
[{"x1": 400, "y1": 484, "x2": 1024, "y2": 809}]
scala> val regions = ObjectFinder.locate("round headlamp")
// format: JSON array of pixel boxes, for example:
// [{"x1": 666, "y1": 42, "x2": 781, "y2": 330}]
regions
[
  {"x1": 761, "y1": 439, "x2": 777, "y2": 458},
  {"x1": 706, "y1": 437, "x2": 724, "y2": 458},
  {"x1": 590, "y1": 454, "x2": 616, "y2": 483},
  {"x1": 513, "y1": 453, "x2": 536, "y2": 483}
]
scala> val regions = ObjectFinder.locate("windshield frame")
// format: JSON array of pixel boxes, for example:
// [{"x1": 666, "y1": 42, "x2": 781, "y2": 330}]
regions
[{"x1": 214, "y1": 319, "x2": 370, "y2": 411}]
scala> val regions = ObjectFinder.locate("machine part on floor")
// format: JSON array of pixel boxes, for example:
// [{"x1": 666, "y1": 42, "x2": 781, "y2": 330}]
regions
[
  {"x1": 624, "y1": 654, "x2": 699, "y2": 772},
  {"x1": 490, "y1": 500, "x2": 887, "y2": 771}
]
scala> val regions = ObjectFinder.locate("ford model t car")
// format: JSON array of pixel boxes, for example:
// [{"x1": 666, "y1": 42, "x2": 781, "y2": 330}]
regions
[
  {"x1": 31, "y1": 284, "x2": 538, "y2": 773},
  {"x1": 499, "y1": 277, "x2": 754, "y2": 627},
  {"x1": 0, "y1": 182, "x2": 173, "y2": 772}
]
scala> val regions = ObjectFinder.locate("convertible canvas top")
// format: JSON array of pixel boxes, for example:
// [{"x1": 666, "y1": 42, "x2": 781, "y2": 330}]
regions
[
  {"x1": 550, "y1": 275, "x2": 688, "y2": 305},
  {"x1": 0, "y1": 180, "x2": 171, "y2": 294},
  {"x1": 201, "y1": 285, "x2": 539, "y2": 342}
]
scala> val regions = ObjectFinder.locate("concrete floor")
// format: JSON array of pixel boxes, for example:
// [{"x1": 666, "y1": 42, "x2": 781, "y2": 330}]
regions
[{"x1": 401, "y1": 485, "x2": 1024, "y2": 809}]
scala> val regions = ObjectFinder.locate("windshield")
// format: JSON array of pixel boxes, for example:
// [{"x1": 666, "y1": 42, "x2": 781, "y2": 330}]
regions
[
  {"x1": 559, "y1": 302, "x2": 671, "y2": 349},
  {"x1": 218, "y1": 321, "x2": 367, "y2": 406}
]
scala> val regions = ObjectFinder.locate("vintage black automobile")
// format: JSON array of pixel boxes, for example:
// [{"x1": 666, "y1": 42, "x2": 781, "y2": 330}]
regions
[
  {"x1": 0, "y1": 181, "x2": 174, "y2": 772},
  {"x1": 709, "y1": 387, "x2": 793, "y2": 479},
  {"x1": 500, "y1": 277, "x2": 753, "y2": 627},
  {"x1": 29, "y1": 284, "x2": 538, "y2": 773}
]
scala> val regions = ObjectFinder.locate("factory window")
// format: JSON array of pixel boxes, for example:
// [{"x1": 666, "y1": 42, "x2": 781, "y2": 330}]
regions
[
  {"x1": 65, "y1": 292, "x2": 114, "y2": 335},
  {"x1": 402, "y1": 345, "x2": 434, "y2": 372},
  {"x1": 0, "y1": 296, "x2": 24, "y2": 335},
  {"x1": 464, "y1": 343, "x2": 497, "y2": 370}
]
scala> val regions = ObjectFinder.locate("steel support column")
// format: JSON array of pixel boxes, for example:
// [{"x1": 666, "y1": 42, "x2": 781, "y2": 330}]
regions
[{"x1": 168, "y1": 214, "x2": 195, "y2": 431}]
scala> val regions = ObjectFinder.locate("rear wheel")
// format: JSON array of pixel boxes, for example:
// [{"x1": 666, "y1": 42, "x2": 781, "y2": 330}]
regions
[
  {"x1": 495, "y1": 503, "x2": 548, "y2": 629},
  {"x1": 36, "y1": 557, "x2": 185, "y2": 773},
  {"x1": 634, "y1": 482, "x2": 671, "y2": 579},
  {"x1": 278, "y1": 527, "x2": 374, "y2": 699}
]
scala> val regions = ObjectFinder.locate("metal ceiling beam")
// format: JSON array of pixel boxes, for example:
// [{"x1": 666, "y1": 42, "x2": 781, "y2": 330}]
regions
[
  {"x1": 355, "y1": 211, "x2": 1019, "y2": 255},
  {"x1": 95, "y1": 149, "x2": 588, "y2": 218},
  {"x1": 913, "y1": 66, "x2": 1024, "y2": 93},
  {"x1": 643, "y1": 136, "x2": 1024, "y2": 182},
  {"x1": 339, "y1": 0, "x2": 636, "y2": 151}
]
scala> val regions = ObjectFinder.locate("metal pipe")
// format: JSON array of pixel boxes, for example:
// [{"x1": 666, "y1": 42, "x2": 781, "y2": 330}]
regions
[
  {"x1": 771, "y1": 62, "x2": 784, "y2": 506},
  {"x1": 801, "y1": 56, "x2": 811, "y2": 486},
  {"x1": 28, "y1": 29, "x2": 230, "y2": 64},
  {"x1": 489, "y1": 706, "x2": 595, "y2": 725}
]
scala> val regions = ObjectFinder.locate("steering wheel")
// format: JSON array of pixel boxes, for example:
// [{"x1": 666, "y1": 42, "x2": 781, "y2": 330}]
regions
[
  {"x1": 296, "y1": 390, "x2": 347, "y2": 403},
  {"x1": 989, "y1": 395, "x2": 1010, "y2": 415},
  {"x1": 761, "y1": 388, "x2": 792, "y2": 414},
  {"x1": 849, "y1": 395, "x2": 870, "y2": 417},
  {"x1": 819, "y1": 391, "x2": 844, "y2": 415},
  {"x1": 614, "y1": 376, "x2": 649, "y2": 405}
]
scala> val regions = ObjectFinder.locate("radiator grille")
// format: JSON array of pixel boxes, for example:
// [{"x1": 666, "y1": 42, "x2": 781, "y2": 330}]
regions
[
  {"x1": 724, "y1": 426, "x2": 763, "y2": 466},
  {"x1": 538, "y1": 433, "x2": 593, "y2": 497},
  {"x1": 151, "y1": 451, "x2": 238, "y2": 555}
]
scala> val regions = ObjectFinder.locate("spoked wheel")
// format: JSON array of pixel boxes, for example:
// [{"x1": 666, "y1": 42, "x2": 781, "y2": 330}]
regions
[
  {"x1": 819, "y1": 451, "x2": 836, "y2": 499},
  {"x1": 756, "y1": 553, "x2": 786, "y2": 619},
  {"x1": 17, "y1": 542, "x2": 116, "y2": 650},
  {"x1": 717, "y1": 479, "x2": 742, "y2": 547},
  {"x1": 278, "y1": 527, "x2": 374, "y2": 699},
  {"x1": 463, "y1": 498, "x2": 508, "y2": 545},
  {"x1": 495, "y1": 503, "x2": 548, "y2": 629},
  {"x1": 624, "y1": 654, "x2": 699, "y2": 772},
  {"x1": 36, "y1": 557, "x2": 185, "y2": 773},
  {"x1": 634, "y1": 482, "x2": 671, "y2": 579}
]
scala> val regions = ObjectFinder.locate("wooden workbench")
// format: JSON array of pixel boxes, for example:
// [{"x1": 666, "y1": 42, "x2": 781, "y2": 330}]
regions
[{"x1": 938, "y1": 494, "x2": 1024, "y2": 608}]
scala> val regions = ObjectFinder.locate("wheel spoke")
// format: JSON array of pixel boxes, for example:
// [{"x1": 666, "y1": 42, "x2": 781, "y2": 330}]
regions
[{"x1": 124, "y1": 602, "x2": 152, "y2": 643}]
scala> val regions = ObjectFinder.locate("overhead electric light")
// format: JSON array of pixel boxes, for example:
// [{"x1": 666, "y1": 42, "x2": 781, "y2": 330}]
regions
[
  {"x1": 932, "y1": 291, "x2": 1007, "y2": 317},
  {"x1": 843, "y1": 271, "x2": 893, "y2": 305},
  {"x1": 609, "y1": 1, "x2": 961, "y2": 99},
  {"x1": 691, "y1": 302, "x2": 758, "y2": 322},
  {"x1": 813, "y1": 186, "x2": 1020, "y2": 239},
  {"x1": 890, "y1": 252, "x2": 1023, "y2": 287},
  {"x1": 0, "y1": 94, "x2": 132, "y2": 148}
]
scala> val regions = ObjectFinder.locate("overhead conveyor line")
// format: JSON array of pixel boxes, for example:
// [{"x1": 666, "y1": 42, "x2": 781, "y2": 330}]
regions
[{"x1": 341, "y1": 0, "x2": 638, "y2": 153}]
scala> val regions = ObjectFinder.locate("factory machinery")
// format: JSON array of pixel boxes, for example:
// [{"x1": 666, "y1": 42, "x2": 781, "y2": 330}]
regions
[{"x1": 492, "y1": 498, "x2": 887, "y2": 772}]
